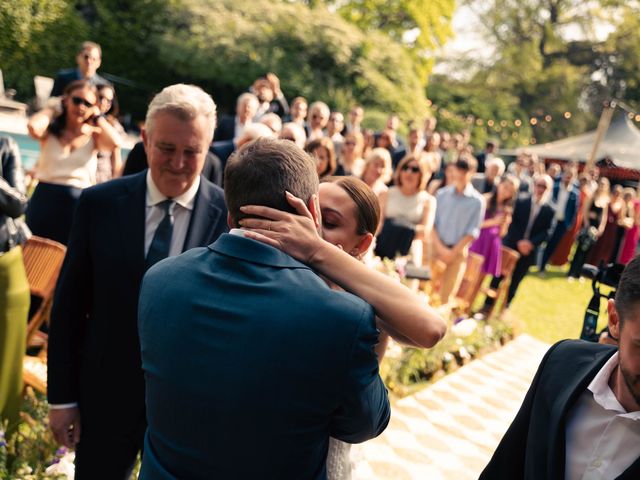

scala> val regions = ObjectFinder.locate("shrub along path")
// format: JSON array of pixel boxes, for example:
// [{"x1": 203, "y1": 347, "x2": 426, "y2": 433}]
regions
[{"x1": 351, "y1": 334, "x2": 550, "y2": 480}]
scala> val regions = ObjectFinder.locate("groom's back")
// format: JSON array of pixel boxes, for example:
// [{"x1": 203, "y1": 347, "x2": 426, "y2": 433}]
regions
[{"x1": 138, "y1": 235, "x2": 389, "y2": 479}]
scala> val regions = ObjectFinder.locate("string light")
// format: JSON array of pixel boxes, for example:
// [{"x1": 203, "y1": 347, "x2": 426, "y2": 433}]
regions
[
  {"x1": 500, "y1": 120, "x2": 508, "y2": 127},
  {"x1": 530, "y1": 118, "x2": 538, "y2": 125},
  {"x1": 514, "y1": 119, "x2": 522, "y2": 127},
  {"x1": 564, "y1": 111, "x2": 572, "y2": 119},
  {"x1": 544, "y1": 115, "x2": 552, "y2": 122},
  {"x1": 636, "y1": 115, "x2": 640, "y2": 122},
  {"x1": 487, "y1": 120, "x2": 495, "y2": 127}
]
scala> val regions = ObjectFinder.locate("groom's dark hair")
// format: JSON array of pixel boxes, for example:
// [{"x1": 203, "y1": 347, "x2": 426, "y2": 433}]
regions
[{"x1": 224, "y1": 137, "x2": 319, "y2": 224}]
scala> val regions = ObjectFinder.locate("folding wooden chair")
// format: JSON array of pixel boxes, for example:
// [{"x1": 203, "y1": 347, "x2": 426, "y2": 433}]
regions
[
  {"x1": 22, "y1": 236, "x2": 66, "y2": 347},
  {"x1": 453, "y1": 252, "x2": 485, "y2": 314},
  {"x1": 485, "y1": 246, "x2": 521, "y2": 318}
]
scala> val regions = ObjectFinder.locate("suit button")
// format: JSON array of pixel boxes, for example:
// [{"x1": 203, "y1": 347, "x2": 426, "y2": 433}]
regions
[{"x1": 591, "y1": 459, "x2": 602, "y2": 468}]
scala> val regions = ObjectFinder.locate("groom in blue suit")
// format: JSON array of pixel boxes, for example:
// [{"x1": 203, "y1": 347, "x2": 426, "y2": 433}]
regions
[{"x1": 138, "y1": 138, "x2": 390, "y2": 479}]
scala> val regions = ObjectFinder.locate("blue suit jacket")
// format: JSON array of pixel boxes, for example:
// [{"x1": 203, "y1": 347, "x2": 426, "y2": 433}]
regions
[
  {"x1": 552, "y1": 180, "x2": 579, "y2": 230},
  {"x1": 48, "y1": 172, "x2": 227, "y2": 427},
  {"x1": 138, "y1": 233, "x2": 390, "y2": 479}
]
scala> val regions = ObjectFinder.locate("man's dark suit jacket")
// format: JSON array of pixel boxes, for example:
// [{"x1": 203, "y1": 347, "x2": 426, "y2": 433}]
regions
[
  {"x1": 47, "y1": 171, "x2": 228, "y2": 458},
  {"x1": 212, "y1": 115, "x2": 236, "y2": 142},
  {"x1": 480, "y1": 340, "x2": 640, "y2": 479},
  {"x1": 551, "y1": 180, "x2": 579, "y2": 230},
  {"x1": 50, "y1": 68, "x2": 109, "y2": 97},
  {"x1": 138, "y1": 234, "x2": 391, "y2": 479},
  {"x1": 503, "y1": 195, "x2": 555, "y2": 253}
]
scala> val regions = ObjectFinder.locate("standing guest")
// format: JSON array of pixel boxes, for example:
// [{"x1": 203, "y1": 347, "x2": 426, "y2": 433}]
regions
[
  {"x1": 377, "y1": 154, "x2": 436, "y2": 266},
  {"x1": 618, "y1": 188, "x2": 640, "y2": 265},
  {"x1": 432, "y1": 157, "x2": 485, "y2": 303},
  {"x1": 0, "y1": 136, "x2": 30, "y2": 433},
  {"x1": 50, "y1": 41, "x2": 109, "y2": 97},
  {"x1": 259, "y1": 113, "x2": 283, "y2": 136},
  {"x1": 138, "y1": 138, "x2": 392, "y2": 479},
  {"x1": 422, "y1": 132, "x2": 441, "y2": 177},
  {"x1": 327, "y1": 111, "x2": 345, "y2": 156},
  {"x1": 472, "y1": 157, "x2": 505, "y2": 194},
  {"x1": 550, "y1": 174, "x2": 591, "y2": 267},
  {"x1": 360, "y1": 147, "x2": 393, "y2": 198},
  {"x1": 546, "y1": 162, "x2": 562, "y2": 181},
  {"x1": 345, "y1": 105, "x2": 364, "y2": 134},
  {"x1": 251, "y1": 73, "x2": 289, "y2": 119},
  {"x1": 47, "y1": 84, "x2": 228, "y2": 479},
  {"x1": 305, "y1": 137, "x2": 336, "y2": 179},
  {"x1": 94, "y1": 83, "x2": 125, "y2": 183},
  {"x1": 568, "y1": 177, "x2": 609, "y2": 279},
  {"x1": 428, "y1": 162, "x2": 456, "y2": 195},
  {"x1": 362, "y1": 128, "x2": 376, "y2": 158},
  {"x1": 213, "y1": 92, "x2": 259, "y2": 142},
  {"x1": 306, "y1": 101, "x2": 330, "y2": 141},
  {"x1": 480, "y1": 174, "x2": 555, "y2": 312},
  {"x1": 335, "y1": 131, "x2": 365, "y2": 177},
  {"x1": 284, "y1": 96, "x2": 308, "y2": 126},
  {"x1": 279, "y1": 122, "x2": 307, "y2": 149},
  {"x1": 475, "y1": 140, "x2": 497, "y2": 174},
  {"x1": 392, "y1": 127, "x2": 423, "y2": 167},
  {"x1": 589, "y1": 183, "x2": 624, "y2": 266},
  {"x1": 422, "y1": 116, "x2": 438, "y2": 144},
  {"x1": 480, "y1": 256, "x2": 640, "y2": 480},
  {"x1": 470, "y1": 175, "x2": 519, "y2": 278},
  {"x1": 611, "y1": 186, "x2": 632, "y2": 263},
  {"x1": 26, "y1": 80, "x2": 122, "y2": 245},
  {"x1": 539, "y1": 167, "x2": 579, "y2": 273}
]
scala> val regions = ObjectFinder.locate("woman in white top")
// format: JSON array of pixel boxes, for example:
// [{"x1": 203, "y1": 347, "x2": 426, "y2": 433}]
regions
[
  {"x1": 26, "y1": 80, "x2": 121, "y2": 244},
  {"x1": 378, "y1": 153, "x2": 436, "y2": 265},
  {"x1": 360, "y1": 147, "x2": 393, "y2": 199}
]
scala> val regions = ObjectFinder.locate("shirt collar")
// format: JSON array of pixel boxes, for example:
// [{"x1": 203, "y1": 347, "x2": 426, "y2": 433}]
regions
[
  {"x1": 229, "y1": 228, "x2": 246, "y2": 237},
  {"x1": 145, "y1": 170, "x2": 200, "y2": 211},
  {"x1": 588, "y1": 352, "x2": 640, "y2": 419}
]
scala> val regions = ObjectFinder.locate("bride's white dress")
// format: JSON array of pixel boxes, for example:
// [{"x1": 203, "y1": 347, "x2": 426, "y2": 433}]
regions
[{"x1": 326, "y1": 437, "x2": 352, "y2": 480}]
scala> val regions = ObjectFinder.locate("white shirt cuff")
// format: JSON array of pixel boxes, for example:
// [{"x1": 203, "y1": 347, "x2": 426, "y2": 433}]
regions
[{"x1": 48, "y1": 402, "x2": 79, "y2": 409}]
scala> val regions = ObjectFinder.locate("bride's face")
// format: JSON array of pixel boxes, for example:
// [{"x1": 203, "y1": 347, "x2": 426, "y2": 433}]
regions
[{"x1": 319, "y1": 183, "x2": 365, "y2": 256}]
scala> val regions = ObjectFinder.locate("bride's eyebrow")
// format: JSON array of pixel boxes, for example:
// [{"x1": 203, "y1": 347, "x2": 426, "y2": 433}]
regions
[{"x1": 321, "y1": 207, "x2": 344, "y2": 219}]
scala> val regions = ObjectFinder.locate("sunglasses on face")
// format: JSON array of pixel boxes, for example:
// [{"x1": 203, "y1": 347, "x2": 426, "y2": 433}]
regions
[
  {"x1": 71, "y1": 96, "x2": 94, "y2": 108},
  {"x1": 401, "y1": 165, "x2": 421, "y2": 173},
  {"x1": 344, "y1": 141, "x2": 356, "y2": 146}
]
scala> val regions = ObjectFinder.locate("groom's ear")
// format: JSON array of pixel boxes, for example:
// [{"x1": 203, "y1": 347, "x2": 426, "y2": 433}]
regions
[{"x1": 307, "y1": 193, "x2": 321, "y2": 230}]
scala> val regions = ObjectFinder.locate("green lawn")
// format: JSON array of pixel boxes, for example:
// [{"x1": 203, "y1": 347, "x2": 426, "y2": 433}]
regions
[{"x1": 508, "y1": 264, "x2": 613, "y2": 344}]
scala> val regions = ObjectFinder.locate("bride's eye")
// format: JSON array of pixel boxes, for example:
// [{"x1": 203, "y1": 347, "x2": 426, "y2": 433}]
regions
[{"x1": 323, "y1": 220, "x2": 338, "y2": 229}]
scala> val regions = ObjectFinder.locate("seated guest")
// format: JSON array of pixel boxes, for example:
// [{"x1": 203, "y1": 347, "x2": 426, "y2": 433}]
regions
[
  {"x1": 472, "y1": 157, "x2": 505, "y2": 194},
  {"x1": 335, "y1": 131, "x2": 365, "y2": 177},
  {"x1": 306, "y1": 101, "x2": 330, "y2": 141},
  {"x1": 94, "y1": 83, "x2": 125, "y2": 183},
  {"x1": 392, "y1": 126, "x2": 423, "y2": 167},
  {"x1": 474, "y1": 140, "x2": 497, "y2": 174},
  {"x1": 305, "y1": 137, "x2": 336, "y2": 180},
  {"x1": 50, "y1": 41, "x2": 109, "y2": 97},
  {"x1": 539, "y1": 166, "x2": 578, "y2": 273},
  {"x1": 251, "y1": 73, "x2": 289, "y2": 118},
  {"x1": 422, "y1": 132, "x2": 442, "y2": 177},
  {"x1": 26, "y1": 80, "x2": 122, "y2": 244},
  {"x1": 360, "y1": 147, "x2": 393, "y2": 198},
  {"x1": 327, "y1": 111, "x2": 345, "y2": 146},
  {"x1": 427, "y1": 162, "x2": 456, "y2": 195},
  {"x1": 432, "y1": 157, "x2": 485, "y2": 303},
  {"x1": 345, "y1": 105, "x2": 364, "y2": 134},
  {"x1": 0, "y1": 136, "x2": 30, "y2": 433},
  {"x1": 377, "y1": 154, "x2": 436, "y2": 266},
  {"x1": 480, "y1": 256, "x2": 640, "y2": 479},
  {"x1": 213, "y1": 92, "x2": 259, "y2": 142},
  {"x1": 481, "y1": 174, "x2": 555, "y2": 311},
  {"x1": 279, "y1": 122, "x2": 306, "y2": 149},
  {"x1": 283, "y1": 96, "x2": 307, "y2": 126}
]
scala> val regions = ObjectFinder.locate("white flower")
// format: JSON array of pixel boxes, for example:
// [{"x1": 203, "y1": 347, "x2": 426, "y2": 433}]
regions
[{"x1": 451, "y1": 318, "x2": 478, "y2": 338}]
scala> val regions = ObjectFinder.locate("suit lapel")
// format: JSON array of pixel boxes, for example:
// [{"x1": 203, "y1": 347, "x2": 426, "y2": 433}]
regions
[
  {"x1": 116, "y1": 173, "x2": 147, "y2": 278},
  {"x1": 183, "y1": 177, "x2": 224, "y2": 251},
  {"x1": 547, "y1": 347, "x2": 617, "y2": 479}
]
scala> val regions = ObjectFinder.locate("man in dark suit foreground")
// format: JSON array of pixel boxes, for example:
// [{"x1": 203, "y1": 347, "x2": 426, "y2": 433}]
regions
[
  {"x1": 47, "y1": 84, "x2": 228, "y2": 479},
  {"x1": 138, "y1": 138, "x2": 390, "y2": 479},
  {"x1": 481, "y1": 256, "x2": 640, "y2": 479}
]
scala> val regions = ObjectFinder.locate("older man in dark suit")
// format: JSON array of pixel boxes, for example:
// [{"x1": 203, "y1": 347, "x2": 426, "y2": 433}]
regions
[
  {"x1": 47, "y1": 84, "x2": 228, "y2": 479},
  {"x1": 481, "y1": 257, "x2": 640, "y2": 479}
]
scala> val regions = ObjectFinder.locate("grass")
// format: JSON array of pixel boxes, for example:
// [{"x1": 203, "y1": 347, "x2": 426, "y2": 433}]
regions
[{"x1": 508, "y1": 264, "x2": 613, "y2": 344}]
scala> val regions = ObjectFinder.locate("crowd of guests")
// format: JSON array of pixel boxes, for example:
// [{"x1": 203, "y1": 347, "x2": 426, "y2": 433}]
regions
[{"x1": 1, "y1": 39, "x2": 640, "y2": 478}]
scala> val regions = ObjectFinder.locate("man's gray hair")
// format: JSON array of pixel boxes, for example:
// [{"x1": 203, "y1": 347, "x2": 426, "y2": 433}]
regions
[
  {"x1": 236, "y1": 92, "x2": 259, "y2": 108},
  {"x1": 145, "y1": 84, "x2": 217, "y2": 140},
  {"x1": 309, "y1": 101, "x2": 330, "y2": 118}
]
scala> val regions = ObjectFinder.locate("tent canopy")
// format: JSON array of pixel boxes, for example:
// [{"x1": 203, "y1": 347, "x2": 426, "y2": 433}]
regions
[{"x1": 500, "y1": 114, "x2": 640, "y2": 170}]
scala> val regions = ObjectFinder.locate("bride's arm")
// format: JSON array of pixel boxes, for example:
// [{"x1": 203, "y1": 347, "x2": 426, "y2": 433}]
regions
[{"x1": 239, "y1": 194, "x2": 447, "y2": 348}]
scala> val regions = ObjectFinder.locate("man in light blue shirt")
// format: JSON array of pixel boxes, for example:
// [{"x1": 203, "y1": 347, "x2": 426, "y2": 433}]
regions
[{"x1": 433, "y1": 157, "x2": 485, "y2": 303}]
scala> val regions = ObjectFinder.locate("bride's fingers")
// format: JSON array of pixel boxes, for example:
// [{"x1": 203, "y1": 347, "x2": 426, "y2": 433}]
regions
[
  {"x1": 239, "y1": 218, "x2": 278, "y2": 231},
  {"x1": 240, "y1": 205, "x2": 289, "y2": 221},
  {"x1": 285, "y1": 191, "x2": 313, "y2": 219},
  {"x1": 242, "y1": 229, "x2": 280, "y2": 248}
]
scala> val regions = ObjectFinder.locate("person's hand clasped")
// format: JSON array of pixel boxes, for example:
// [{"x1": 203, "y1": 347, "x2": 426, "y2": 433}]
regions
[
  {"x1": 49, "y1": 406, "x2": 81, "y2": 449},
  {"x1": 240, "y1": 191, "x2": 325, "y2": 264}
]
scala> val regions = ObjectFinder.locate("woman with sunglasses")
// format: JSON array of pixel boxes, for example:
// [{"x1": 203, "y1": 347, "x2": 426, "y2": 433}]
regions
[
  {"x1": 95, "y1": 83, "x2": 125, "y2": 183},
  {"x1": 26, "y1": 80, "x2": 121, "y2": 244},
  {"x1": 378, "y1": 153, "x2": 435, "y2": 266},
  {"x1": 239, "y1": 176, "x2": 446, "y2": 480}
]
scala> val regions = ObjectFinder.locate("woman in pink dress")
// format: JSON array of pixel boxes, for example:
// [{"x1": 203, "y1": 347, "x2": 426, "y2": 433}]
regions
[
  {"x1": 470, "y1": 174, "x2": 519, "y2": 276},
  {"x1": 618, "y1": 188, "x2": 640, "y2": 264}
]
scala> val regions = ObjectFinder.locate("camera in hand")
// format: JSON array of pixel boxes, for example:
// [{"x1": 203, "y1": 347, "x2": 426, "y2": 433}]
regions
[{"x1": 580, "y1": 262, "x2": 624, "y2": 342}]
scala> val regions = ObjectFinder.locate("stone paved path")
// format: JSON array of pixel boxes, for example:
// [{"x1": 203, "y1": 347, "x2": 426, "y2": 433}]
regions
[{"x1": 351, "y1": 334, "x2": 551, "y2": 480}]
